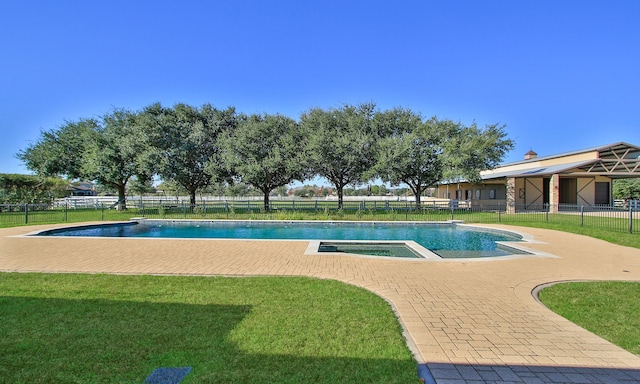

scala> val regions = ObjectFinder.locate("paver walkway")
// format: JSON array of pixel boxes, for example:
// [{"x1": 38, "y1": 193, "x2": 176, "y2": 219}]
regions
[{"x1": 1, "y1": 223, "x2": 640, "y2": 383}]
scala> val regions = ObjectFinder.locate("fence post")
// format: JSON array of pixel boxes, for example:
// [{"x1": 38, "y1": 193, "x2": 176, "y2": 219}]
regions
[
  {"x1": 545, "y1": 203, "x2": 549, "y2": 222},
  {"x1": 630, "y1": 205, "x2": 634, "y2": 234},
  {"x1": 451, "y1": 206, "x2": 454, "y2": 221},
  {"x1": 101, "y1": 203, "x2": 104, "y2": 221},
  {"x1": 24, "y1": 203, "x2": 29, "y2": 224},
  {"x1": 580, "y1": 205, "x2": 584, "y2": 227}
]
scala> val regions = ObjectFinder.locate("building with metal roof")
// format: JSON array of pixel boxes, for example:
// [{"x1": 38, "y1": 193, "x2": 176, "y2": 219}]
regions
[{"x1": 435, "y1": 142, "x2": 640, "y2": 212}]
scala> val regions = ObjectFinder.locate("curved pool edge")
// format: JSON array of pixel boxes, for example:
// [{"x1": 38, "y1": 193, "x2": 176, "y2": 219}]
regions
[{"x1": 24, "y1": 218, "x2": 557, "y2": 261}]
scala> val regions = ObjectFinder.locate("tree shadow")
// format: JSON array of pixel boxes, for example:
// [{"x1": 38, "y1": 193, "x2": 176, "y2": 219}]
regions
[{"x1": 1, "y1": 297, "x2": 419, "y2": 383}]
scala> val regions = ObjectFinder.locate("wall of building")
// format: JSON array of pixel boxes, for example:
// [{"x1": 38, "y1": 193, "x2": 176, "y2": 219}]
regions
[
  {"x1": 436, "y1": 183, "x2": 507, "y2": 207},
  {"x1": 514, "y1": 177, "x2": 546, "y2": 208},
  {"x1": 575, "y1": 175, "x2": 612, "y2": 206}
]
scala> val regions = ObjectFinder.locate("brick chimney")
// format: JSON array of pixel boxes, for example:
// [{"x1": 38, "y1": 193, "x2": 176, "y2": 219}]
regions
[{"x1": 524, "y1": 149, "x2": 537, "y2": 160}]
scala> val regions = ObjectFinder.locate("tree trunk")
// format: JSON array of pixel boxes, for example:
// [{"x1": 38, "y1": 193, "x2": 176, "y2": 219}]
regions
[
  {"x1": 117, "y1": 184, "x2": 127, "y2": 210},
  {"x1": 409, "y1": 184, "x2": 421, "y2": 209},
  {"x1": 189, "y1": 190, "x2": 196, "y2": 208},
  {"x1": 263, "y1": 192, "x2": 270, "y2": 212},
  {"x1": 337, "y1": 186, "x2": 344, "y2": 210}
]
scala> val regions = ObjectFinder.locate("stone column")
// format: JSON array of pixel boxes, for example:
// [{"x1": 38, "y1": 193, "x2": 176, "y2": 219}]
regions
[
  {"x1": 506, "y1": 177, "x2": 516, "y2": 213},
  {"x1": 549, "y1": 174, "x2": 559, "y2": 213}
]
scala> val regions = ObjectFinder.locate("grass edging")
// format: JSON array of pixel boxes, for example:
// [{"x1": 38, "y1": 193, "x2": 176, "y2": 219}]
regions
[{"x1": 534, "y1": 280, "x2": 640, "y2": 356}]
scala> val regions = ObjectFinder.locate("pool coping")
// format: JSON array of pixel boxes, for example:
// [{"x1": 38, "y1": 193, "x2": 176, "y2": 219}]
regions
[{"x1": 23, "y1": 218, "x2": 556, "y2": 261}]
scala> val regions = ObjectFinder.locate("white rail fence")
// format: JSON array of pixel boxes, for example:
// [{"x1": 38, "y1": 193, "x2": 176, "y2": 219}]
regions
[{"x1": 53, "y1": 195, "x2": 431, "y2": 209}]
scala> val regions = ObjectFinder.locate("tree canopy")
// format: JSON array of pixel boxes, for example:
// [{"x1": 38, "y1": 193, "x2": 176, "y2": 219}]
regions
[
  {"x1": 613, "y1": 179, "x2": 640, "y2": 200},
  {"x1": 17, "y1": 118, "x2": 98, "y2": 179},
  {"x1": 301, "y1": 103, "x2": 378, "y2": 209},
  {"x1": 18, "y1": 108, "x2": 148, "y2": 209},
  {"x1": 84, "y1": 108, "x2": 150, "y2": 209},
  {"x1": 374, "y1": 111, "x2": 513, "y2": 208},
  {"x1": 440, "y1": 120, "x2": 513, "y2": 184},
  {"x1": 0, "y1": 174, "x2": 68, "y2": 204},
  {"x1": 17, "y1": 101, "x2": 514, "y2": 206},
  {"x1": 218, "y1": 113, "x2": 308, "y2": 211},
  {"x1": 374, "y1": 110, "x2": 444, "y2": 208},
  {"x1": 140, "y1": 103, "x2": 237, "y2": 207}
]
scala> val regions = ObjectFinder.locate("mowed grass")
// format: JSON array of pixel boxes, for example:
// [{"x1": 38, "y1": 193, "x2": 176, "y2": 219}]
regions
[
  {"x1": 538, "y1": 281, "x2": 640, "y2": 355},
  {"x1": 0, "y1": 273, "x2": 420, "y2": 383}
]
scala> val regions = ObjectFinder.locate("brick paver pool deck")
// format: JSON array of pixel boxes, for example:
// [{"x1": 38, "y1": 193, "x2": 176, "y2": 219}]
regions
[{"x1": 1, "y1": 222, "x2": 639, "y2": 383}]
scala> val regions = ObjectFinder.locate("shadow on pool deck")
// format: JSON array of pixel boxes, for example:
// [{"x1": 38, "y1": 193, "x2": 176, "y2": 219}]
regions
[{"x1": 420, "y1": 362, "x2": 640, "y2": 384}]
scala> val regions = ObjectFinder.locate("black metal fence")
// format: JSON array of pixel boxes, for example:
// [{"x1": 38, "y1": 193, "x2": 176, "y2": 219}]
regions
[{"x1": 1, "y1": 200, "x2": 637, "y2": 234}]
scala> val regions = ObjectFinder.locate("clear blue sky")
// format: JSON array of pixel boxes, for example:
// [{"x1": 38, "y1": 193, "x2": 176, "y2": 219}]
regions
[{"x1": 2, "y1": 0, "x2": 639, "y2": 176}]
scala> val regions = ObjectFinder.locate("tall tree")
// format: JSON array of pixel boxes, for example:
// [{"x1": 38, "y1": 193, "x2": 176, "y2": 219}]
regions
[
  {"x1": 0, "y1": 174, "x2": 68, "y2": 204},
  {"x1": 128, "y1": 175, "x2": 155, "y2": 196},
  {"x1": 613, "y1": 179, "x2": 640, "y2": 200},
  {"x1": 375, "y1": 113, "x2": 513, "y2": 208},
  {"x1": 374, "y1": 109, "x2": 444, "y2": 208},
  {"x1": 441, "y1": 121, "x2": 514, "y2": 184},
  {"x1": 141, "y1": 103, "x2": 237, "y2": 207},
  {"x1": 17, "y1": 119, "x2": 98, "y2": 179},
  {"x1": 82, "y1": 108, "x2": 150, "y2": 210},
  {"x1": 18, "y1": 109, "x2": 149, "y2": 210},
  {"x1": 301, "y1": 103, "x2": 378, "y2": 209},
  {"x1": 218, "y1": 113, "x2": 309, "y2": 211}
]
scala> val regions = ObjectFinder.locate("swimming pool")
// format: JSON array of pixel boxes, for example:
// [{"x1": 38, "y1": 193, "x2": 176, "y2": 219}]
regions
[{"x1": 36, "y1": 220, "x2": 533, "y2": 259}]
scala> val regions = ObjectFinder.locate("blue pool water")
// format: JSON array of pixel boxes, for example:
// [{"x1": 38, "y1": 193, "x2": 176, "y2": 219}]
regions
[{"x1": 37, "y1": 220, "x2": 528, "y2": 258}]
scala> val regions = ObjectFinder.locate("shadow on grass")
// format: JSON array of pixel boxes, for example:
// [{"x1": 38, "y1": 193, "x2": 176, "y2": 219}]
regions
[{"x1": 0, "y1": 297, "x2": 419, "y2": 383}]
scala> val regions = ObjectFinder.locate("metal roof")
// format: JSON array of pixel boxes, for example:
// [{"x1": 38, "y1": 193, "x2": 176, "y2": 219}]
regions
[
  {"x1": 499, "y1": 141, "x2": 640, "y2": 167},
  {"x1": 439, "y1": 142, "x2": 640, "y2": 185},
  {"x1": 480, "y1": 160, "x2": 598, "y2": 180}
]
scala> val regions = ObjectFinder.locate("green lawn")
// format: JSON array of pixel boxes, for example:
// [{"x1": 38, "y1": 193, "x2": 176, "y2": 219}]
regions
[
  {"x1": 0, "y1": 273, "x2": 420, "y2": 383},
  {"x1": 538, "y1": 281, "x2": 640, "y2": 355},
  {"x1": 510, "y1": 222, "x2": 640, "y2": 248}
]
